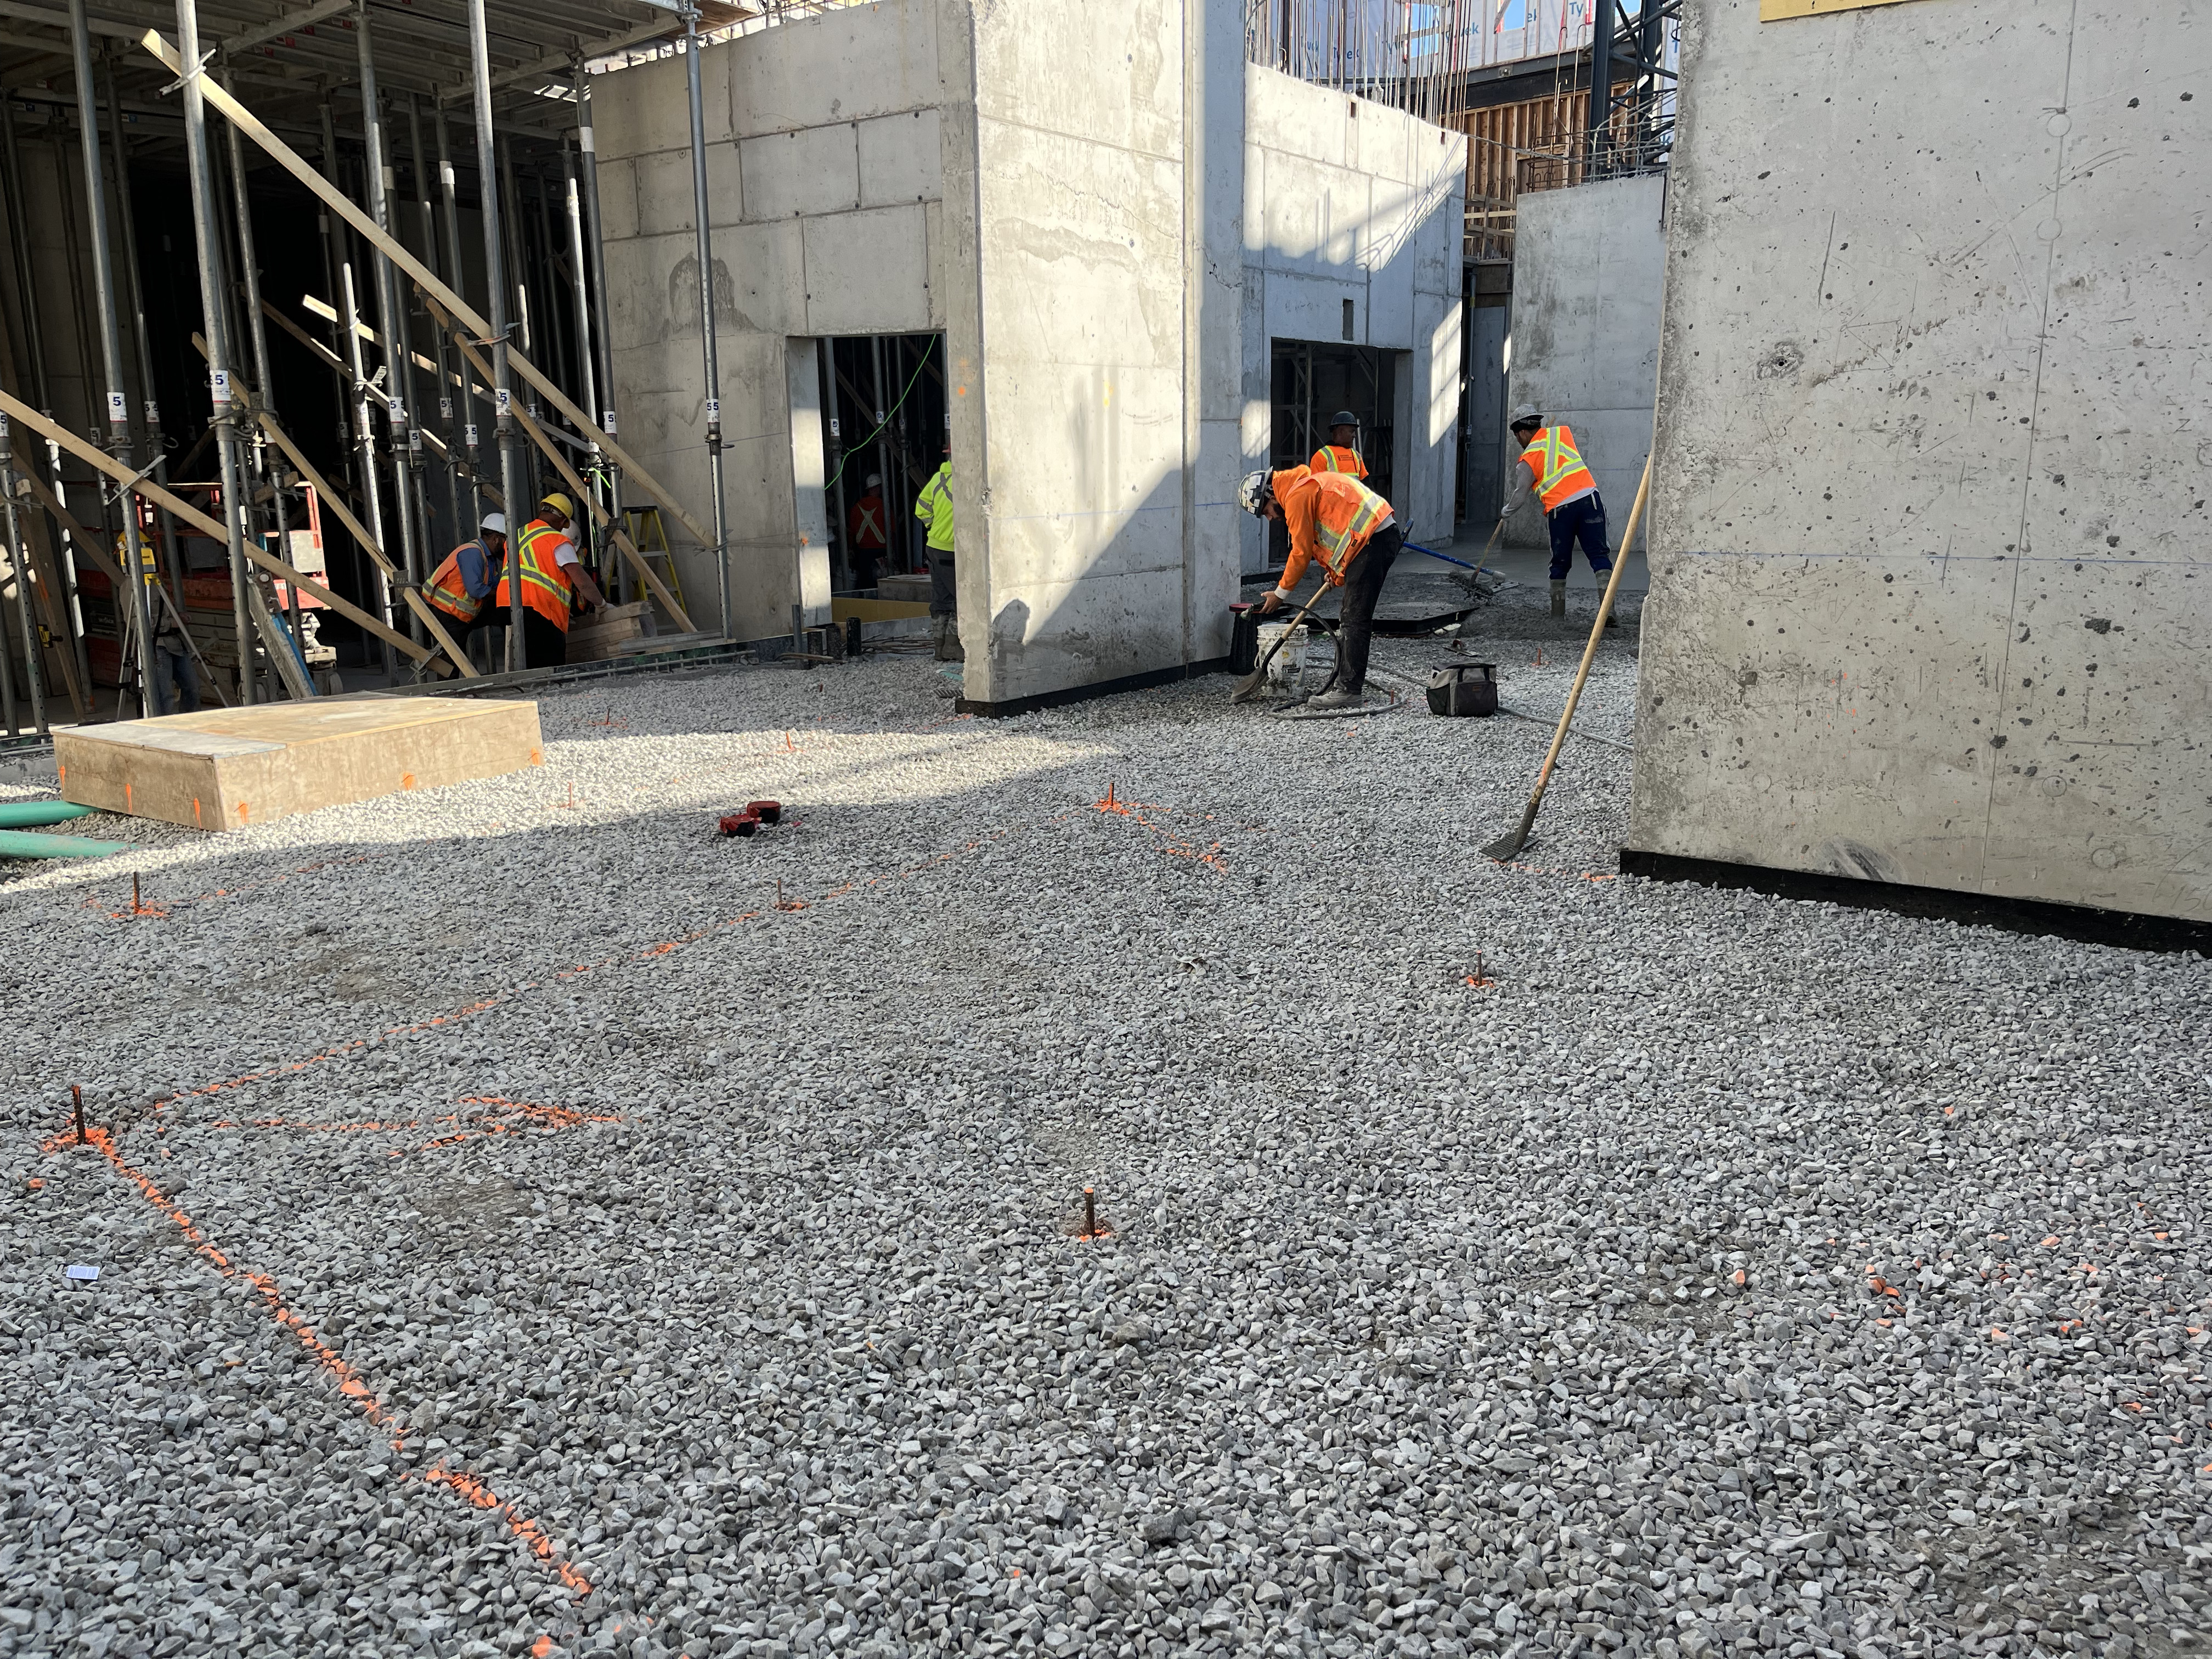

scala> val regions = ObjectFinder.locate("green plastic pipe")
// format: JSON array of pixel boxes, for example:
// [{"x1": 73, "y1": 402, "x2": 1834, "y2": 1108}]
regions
[
  {"x1": 0, "y1": 828, "x2": 131, "y2": 859},
  {"x1": 0, "y1": 800, "x2": 96, "y2": 828}
]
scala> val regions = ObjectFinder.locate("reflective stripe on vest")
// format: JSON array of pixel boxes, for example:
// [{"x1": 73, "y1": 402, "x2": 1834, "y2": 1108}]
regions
[
  {"x1": 1313, "y1": 476, "x2": 1391, "y2": 573},
  {"x1": 1311, "y1": 445, "x2": 1364, "y2": 478},
  {"x1": 1524, "y1": 425, "x2": 1596, "y2": 511},
  {"x1": 496, "y1": 521, "x2": 575, "y2": 630},
  {"x1": 427, "y1": 544, "x2": 483, "y2": 622}
]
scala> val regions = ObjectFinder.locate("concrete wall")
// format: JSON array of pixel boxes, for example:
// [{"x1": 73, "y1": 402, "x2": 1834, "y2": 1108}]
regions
[
  {"x1": 939, "y1": 0, "x2": 1248, "y2": 705},
  {"x1": 593, "y1": 0, "x2": 944, "y2": 642},
  {"x1": 1239, "y1": 70, "x2": 1469, "y2": 571},
  {"x1": 1629, "y1": 0, "x2": 2212, "y2": 923},
  {"x1": 1500, "y1": 172, "x2": 1664, "y2": 548}
]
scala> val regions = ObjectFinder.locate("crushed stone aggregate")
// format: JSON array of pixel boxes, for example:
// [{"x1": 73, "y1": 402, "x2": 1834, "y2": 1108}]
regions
[{"x1": 1, "y1": 588, "x2": 2206, "y2": 1659}]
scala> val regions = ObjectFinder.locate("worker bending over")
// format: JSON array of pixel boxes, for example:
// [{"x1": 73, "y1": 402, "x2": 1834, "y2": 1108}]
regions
[
  {"x1": 1310, "y1": 410, "x2": 1367, "y2": 479},
  {"x1": 1505, "y1": 404, "x2": 1614, "y2": 624},
  {"x1": 493, "y1": 493, "x2": 605, "y2": 669},
  {"x1": 425, "y1": 510, "x2": 507, "y2": 669},
  {"x1": 915, "y1": 445, "x2": 960, "y2": 662},
  {"x1": 1239, "y1": 464, "x2": 1403, "y2": 710}
]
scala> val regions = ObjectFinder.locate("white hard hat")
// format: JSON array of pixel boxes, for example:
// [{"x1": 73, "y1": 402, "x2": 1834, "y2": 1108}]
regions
[
  {"x1": 865, "y1": 473, "x2": 882, "y2": 488},
  {"x1": 1237, "y1": 470, "x2": 1275, "y2": 517},
  {"x1": 1510, "y1": 404, "x2": 1542, "y2": 428},
  {"x1": 480, "y1": 511, "x2": 507, "y2": 535}
]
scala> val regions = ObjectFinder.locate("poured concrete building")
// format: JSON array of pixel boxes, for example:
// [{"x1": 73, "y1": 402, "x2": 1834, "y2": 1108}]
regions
[
  {"x1": 593, "y1": 0, "x2": 1465, "y2": 708},
  {"x1": 1628, "y1": 0, "x2": 2211, "y2": 928}
]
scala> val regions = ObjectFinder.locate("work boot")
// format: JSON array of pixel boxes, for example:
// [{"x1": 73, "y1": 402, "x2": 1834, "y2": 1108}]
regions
[
  {"x1": 1550, "y1": 579, "x2": 1566, "y2": 617},
  {"x1": 933, "y1": 617, "x2": 964, "y2": 662},
  {"x1": 1307, "y1": 685, "x2": 1368, "y2": 711}
]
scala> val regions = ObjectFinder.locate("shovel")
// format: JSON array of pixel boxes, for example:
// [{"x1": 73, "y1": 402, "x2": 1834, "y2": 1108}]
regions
[
  {"x1": 1229, "y1": 573, "x2": 1338, "y2": 704},
  {"x1": 1482, "y1": 452, "x2": 1654, "y2": 862}
]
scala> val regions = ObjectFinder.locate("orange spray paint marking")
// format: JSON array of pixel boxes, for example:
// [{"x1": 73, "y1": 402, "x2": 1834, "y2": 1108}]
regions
[
  {"x1": 236, "y1": 801, "x2": 250, "y2": 825},
  {"x1": 51, "y1": 1122, "x2": 592, "y2": 1596},
  {"x1": 402, "y1": 772, "x2": 418, "y2": 791},
  {"x1": 423, "y1": 1466, "x2": 592, "y2": 1593},
  {"x1": 193, "y1": 796, "x2": 202, "y2": 828},
  {"x1": 533, "y1": 1639, "x2": 554, "y2": 1659},
  {"x1": 124, "y1": 781, "x2": 133, "y2": 810}
]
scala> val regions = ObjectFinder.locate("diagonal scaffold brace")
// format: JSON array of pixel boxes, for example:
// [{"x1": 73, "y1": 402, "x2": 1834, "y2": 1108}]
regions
[{"x1": 137, "y1": 29, "x2": 718, "y2": 563}]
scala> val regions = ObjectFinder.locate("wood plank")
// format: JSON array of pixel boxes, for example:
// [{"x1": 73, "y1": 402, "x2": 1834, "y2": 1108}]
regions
[{"x1": 57, "y1": 695, "x2": 543, "y2": 830}]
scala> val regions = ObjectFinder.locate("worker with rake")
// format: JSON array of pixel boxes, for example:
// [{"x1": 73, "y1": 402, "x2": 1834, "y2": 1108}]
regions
[{"x1": 1238, "y1": 464, "x2": 1403, "y2": 710}]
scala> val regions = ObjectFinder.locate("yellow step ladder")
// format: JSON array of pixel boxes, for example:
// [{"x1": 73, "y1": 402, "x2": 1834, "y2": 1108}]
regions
[{"x1": 622, "y1": 506, "x2": 688, "y2": 620}]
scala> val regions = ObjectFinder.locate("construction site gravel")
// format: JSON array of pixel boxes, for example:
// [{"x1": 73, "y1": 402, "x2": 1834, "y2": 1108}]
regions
[{"x1": 4, "y1": 591, "x2": 2208, "y2": 1659}]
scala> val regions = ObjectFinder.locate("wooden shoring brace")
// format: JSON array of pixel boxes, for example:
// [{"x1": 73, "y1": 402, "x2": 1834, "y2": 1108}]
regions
[
  {"x1": 139, "y1": 31, "x2": 715, "y2": 556},
  {"x1": 12, "y1": 465, "x2": 230, "y2": 708},
  {"x1": 187, "y1": 332, "x2": 477, "y2": 680},
  {"x1": 256, "y1": 301, "x2": 505, "y2": 515},
  {"x1": 0, "y1": 393, "x2": 436, "y2": 673},
  {"x1": 424, "y1": 298, "x2": 698, "y2": 637}
]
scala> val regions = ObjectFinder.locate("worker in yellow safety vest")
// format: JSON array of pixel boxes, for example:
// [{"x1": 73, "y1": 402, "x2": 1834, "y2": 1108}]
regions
[
  {"x1": 1239, "y1": 464, "x2": 1403, "y2": 710},
  {"x1": 915, "y1": 445, "x2": 960, "y2": 661},
  {"x1": 1309, "y1": 410, "x2": 1368, "y2": 480},
  {"x1": 492, "y1": 493, "x2": 605, "y2": 668},
  {"x1": 1505, "y1": 404, "x2": 1614, "y2": 623}
]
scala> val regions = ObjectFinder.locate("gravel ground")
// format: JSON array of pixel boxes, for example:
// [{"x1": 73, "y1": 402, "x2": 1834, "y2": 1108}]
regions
[{"x1": 2, "y1": 584, "x2": 2207, "y2": 1659}]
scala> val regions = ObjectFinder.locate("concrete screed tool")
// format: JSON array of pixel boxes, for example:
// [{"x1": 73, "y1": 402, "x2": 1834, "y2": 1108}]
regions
[{"x1": 1481, "y1": 449, "x2": 1654, "y2": 864}]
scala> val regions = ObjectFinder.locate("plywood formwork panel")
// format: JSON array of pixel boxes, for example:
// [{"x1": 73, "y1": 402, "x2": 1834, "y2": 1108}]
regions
[{"x1": 55, "y1": 699, "x2": 544, "y2": 831}]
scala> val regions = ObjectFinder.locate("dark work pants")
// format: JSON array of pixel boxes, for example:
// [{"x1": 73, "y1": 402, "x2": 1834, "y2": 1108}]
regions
[
  {"x1": 1334, "y1": 522, "x2": 1403, "y2": 692},
  {"x1": 483, "y1": 610, "x2": 569, "y2": 670},
  {"x1": 928, "y1": 552, "x2": 956, "y2": 617},
  {"x1": 1546, "y1": 492, "x2": 1612, "y2": 580}
]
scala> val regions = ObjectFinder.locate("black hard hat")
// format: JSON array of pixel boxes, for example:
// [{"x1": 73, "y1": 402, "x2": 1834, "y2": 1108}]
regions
[{"x1": 1328, "y1": 410, "x2": 1359, "y2": 429}]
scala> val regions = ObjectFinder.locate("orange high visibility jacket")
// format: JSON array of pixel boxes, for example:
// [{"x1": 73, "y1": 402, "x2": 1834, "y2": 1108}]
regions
[
  {"x1": 494, "y1": 519, "x2": 576, "y2": 632},
  {"x1": 426, "y1": 541, "x2": 488, "y2": 622},
  {"x1": 1517, "y1": 424, "x2": 1596, "y2": 512},
  {"x1": 1273, "y1": 466, "x2": 1393, "y2": 591},
  {"x1": 1309, "y1": 443, "x2": 1367, "y2": 480}
]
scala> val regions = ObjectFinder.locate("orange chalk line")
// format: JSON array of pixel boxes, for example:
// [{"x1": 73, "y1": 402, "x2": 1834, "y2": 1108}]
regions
[
  {"x1": 80, "y1": 853, "x2": 379, "y2": 922},
  {"x1": 184, "y1": 1096, "x2": 624, "y2": 1159},
  {"x1": 48, "y1": 1125, "x2": 592, "y2": 1596},
  {"x1": 1093, "y1": 788, "x2": 1231, "y2": 874}
]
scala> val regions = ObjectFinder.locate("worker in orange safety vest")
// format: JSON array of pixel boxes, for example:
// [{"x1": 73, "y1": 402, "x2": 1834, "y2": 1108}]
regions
[
  {"x1": 424, "y1": 510, "x2": 507, "y2": 668},
  {"x1": 1308, "y1": 409, "x2": 1367, "y2": 480},
  {"x1": 1238, "y1": 464, "x2": 1403, "y2": 711},
  {"x1": 492, "y1": 493, "x2": 606, "y2": 669},
  {"x1": 1505, "y1": 403, "x2": 1614, "y2": 623}
]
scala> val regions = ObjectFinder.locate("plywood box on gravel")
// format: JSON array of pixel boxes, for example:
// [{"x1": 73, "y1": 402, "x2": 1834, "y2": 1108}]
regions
[{"x1": 53, "y1": 697, "x2": 543, "y2": 830}]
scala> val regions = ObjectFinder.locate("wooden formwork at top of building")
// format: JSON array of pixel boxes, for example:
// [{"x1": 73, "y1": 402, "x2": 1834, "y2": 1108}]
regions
[{"x1": 1460, "y1": 84, "x2": 1635, "y2": 261}]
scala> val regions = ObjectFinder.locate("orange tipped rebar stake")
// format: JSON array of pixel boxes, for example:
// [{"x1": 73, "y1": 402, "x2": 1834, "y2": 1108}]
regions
[
  {"x1": 1084, "y1": 1186, "x2": 1097, "y2": 1238},
  {"x1": 72, "y1": 1085, "x2": 87, "y2": 1146}
]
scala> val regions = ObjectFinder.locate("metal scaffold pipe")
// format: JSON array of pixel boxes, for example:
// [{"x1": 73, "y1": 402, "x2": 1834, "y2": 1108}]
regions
[
  {"x1": 0, "y1": 415, "x2": 46, "y2": 733},
  {"x1": 432, "y1": 103, "x2": 482, "y2": 532},
  {"x1": 105, "y1": 61, "x2": 185, "y2": 645},
  {"x1": 355, "y1": 4, "x2": 426, "y2": 656},
  {"x1": 573, "y1": 61, "x2": 624, "y2": 605},
  {"x1": 407, "y1": 91, "x2": 461, "y2": 554},
  {"x1": 173, "y1": 0, "x2": 255, "y2": 703},
  {"x1": 682, "y1": 4, "x2": 731, "y2": 642},
  {"x1": 559, "y1": 137, "x2": 598, "y2": 575},
  {"x1": 69, "y1": 0, "x2": 156, "y2": 708},
  {"x1": 465, "y1": 0, "x2": 528, "y2": 668}
]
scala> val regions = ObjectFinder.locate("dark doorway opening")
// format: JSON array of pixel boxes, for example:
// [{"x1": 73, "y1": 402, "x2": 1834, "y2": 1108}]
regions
[{"x1": 816, "y1": 332, "x2": 947, "y2": 594}]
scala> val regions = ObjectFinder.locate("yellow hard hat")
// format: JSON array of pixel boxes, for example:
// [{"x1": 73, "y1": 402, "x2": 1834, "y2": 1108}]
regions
[{"x1": 540, "y1": 493, "x2": 575, "y2": 518}]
